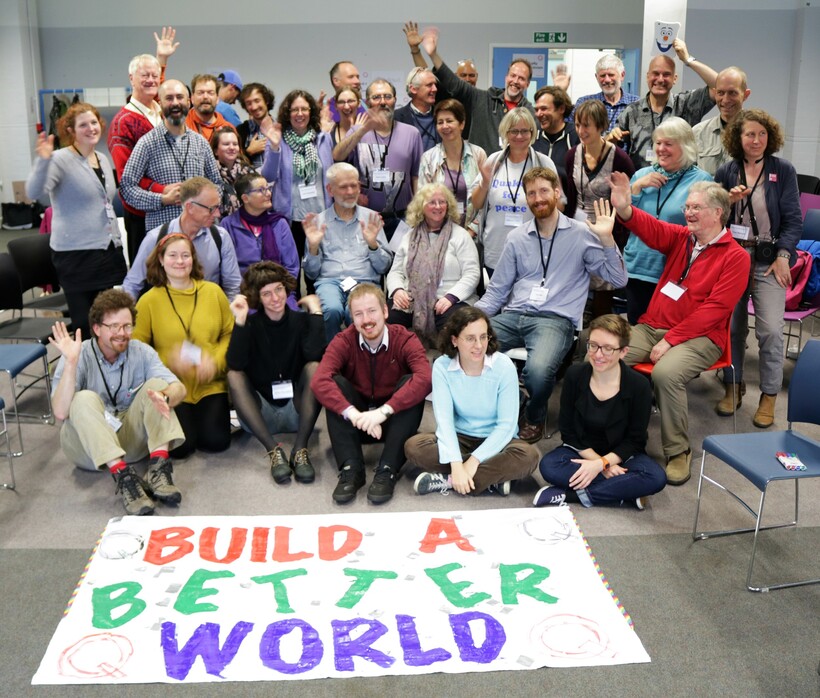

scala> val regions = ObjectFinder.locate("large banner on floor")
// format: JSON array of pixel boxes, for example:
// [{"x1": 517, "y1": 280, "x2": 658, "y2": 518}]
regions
[{"x1": 33, "y1": 508, "x2": 650, "y2": 685}]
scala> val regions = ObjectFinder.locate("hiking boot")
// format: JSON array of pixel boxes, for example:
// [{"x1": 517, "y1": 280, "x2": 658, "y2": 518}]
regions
[
  {"x1": 753, "y1": 393, "x2": 776, "y2": 428},
  {"x1": 533, "y1": 485, "x2": 567, "y2": 507},
  {"x1": 666, "y1": 450, "x2": 692, "y2": 486},
  {"x1": 518, "y1": 418, "x2": 544, "y2": 443},
  {"x1": 269, "y1": 446, "x2": 291, "y2": 484},
  {"x1": 114, "y1": 466, "x2": 154, "y2": 516},
  {"x1": 414, "y1": 472, "x2": 452, "y2": 495},
  {"x1": 715, "y1": 382, "x2": 745, "y2": 416},
  {"x1": 290, "y1": 448, "x2": 315, "y2": 483},
  {"x1": 367, "y1": 464, "x2": 398, "y2": 504},
  {"x1": 333, "y1": 463, "x2": 366, "y2": 504},
  {"x1": 144, "y1": 457, "x2": 182, "y2": 505}
]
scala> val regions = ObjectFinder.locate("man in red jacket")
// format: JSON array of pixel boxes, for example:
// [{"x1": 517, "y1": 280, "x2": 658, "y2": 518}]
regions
[
  {"x1": 311, "y1": 283, "x2": 432, "y2": 505},
  {"x1": 609, "y1": 172, "x2": 750, "y2": 486}
]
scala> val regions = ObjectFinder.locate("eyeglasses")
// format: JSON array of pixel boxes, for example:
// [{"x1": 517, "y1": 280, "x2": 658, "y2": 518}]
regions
[
  {"x1": 586, "y1": 342, "x2": 621, "y2": 356},
  {"x1": 508, "y1": 128, "x2": 532, "y2": 137},
  {"x1": 190, "y1": 200, "x2": 220, "y2": 215},
  {"x1": 248, "y1": 184, "x2": 274, "y2": 195},
  {"x1": 460, "y1": 334, "x2": 489, "y2": 345},
  {"x1": 100, "y1": 322, "x2": 134, "y2": 333},
  {"x1": 681, "y1": 204, "x2": 713, "y2": 214},
  {"x1": 289, "y1": 107, "x2": 310, "y2": 114},
  {"x1": 369, "y1": 94, "x2": 394, "y2": 102},
  {"x1": 337, "y1": 99, "x2": 358, "y2": 106}
]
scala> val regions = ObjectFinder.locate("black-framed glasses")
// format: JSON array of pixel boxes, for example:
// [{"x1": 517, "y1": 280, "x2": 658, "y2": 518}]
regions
[
  {"x1": 100, "y1": 322, "x2": 133, "y2": 333},
  {"x1": 586, "y1": 342, "x2": 621, "y2": 356},
  {"x1": 190, "y1": 201, "x2": 220, "y2": 215}
]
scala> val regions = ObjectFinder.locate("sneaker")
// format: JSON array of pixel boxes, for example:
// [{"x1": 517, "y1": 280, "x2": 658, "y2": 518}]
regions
[
  {"x1": 114, "y1": 466, "x2": 154, "y2": 516},
  {"x1": 367, "y1": 464, "x2": 398, "y2": 505},
  {"x1": 145, "y1": 457, "x2": 182, "y2": 505},
  {"x1": 414, "y1": 472, "x2": 452, "y2": 495},
  {"x1": 333, "y1": 463, "x2": 366, "y2": 504},
  {"x1": 518, "y1": 418, "x2": 544, "y2": 443},
  {"x1": 635, "y1": 497, "x2": 646, "y2": 511},
  {"x1": 533, "y1": 485, "x2": 567, "y2": 507},
  {"x1": 269, "y1": 446, "x2": 291, "y2": 484},
  {"x1": 486, "y1": 480, "x2": 511, "y2": 496},
  {"x1": 290, "y1": 448, "x2": 315, "y2": 483}
]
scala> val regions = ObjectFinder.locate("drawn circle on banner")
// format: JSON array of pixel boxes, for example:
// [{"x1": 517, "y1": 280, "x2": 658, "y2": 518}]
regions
[
  {"x1": 58, "y1": 632, "x2": 134, "y2": 678},
  {"x1": 531, "y1": 614, "x2": 610, "y2": 659},
  {"x1": 520, "y1": 516, "x2": 574, "y2": 545},
  {"x1": 98, "y1": 531, "x2": 145, "y2": 559}
]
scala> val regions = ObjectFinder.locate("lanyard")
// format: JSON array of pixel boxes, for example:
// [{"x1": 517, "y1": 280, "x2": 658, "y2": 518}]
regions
[
  {"x1": 536, "y1": 227, "x2": 559, "y2": 285},
  {"x1": 165, "y1": 132, "x2": 190, "y2": 175},
  {"x1": 410, "y1": 110, "x2": 439, "y2": 146},
  {"x1": 443, "y1": 142, "x2": 465, "y2": 200},
  {"x1": 656, "y1": 175, "x2": 684, "y2": 219},
  {"x1": 91, "y1": 340, "x2": 125, "y2": 410},
  {"x1": 373, "y1": 126, "x2": 394, "y2": 168},
  {"x1": 678, "y1": 236, "x2": 710, "y2": 284},
  {"x1": 578, "y1": 142, "x2": 608, "y2": 209},
  {"x1": 72, "y1": 145, "x2": 106, "y2": 189},
  {"x1": 164, "y1": 285, "x2": 199, "y2": 338},
  {"x1": 738, "y1": 162, "x2": 766, "y2": 240},
  {"x1": 504, "y1": 151, "x2": 530, "y2": 205}
]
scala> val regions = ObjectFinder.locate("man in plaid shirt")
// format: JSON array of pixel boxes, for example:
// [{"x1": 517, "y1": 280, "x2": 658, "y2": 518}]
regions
[{"x1": 120, "y1": 79, "x2": 222, "y2": 231}]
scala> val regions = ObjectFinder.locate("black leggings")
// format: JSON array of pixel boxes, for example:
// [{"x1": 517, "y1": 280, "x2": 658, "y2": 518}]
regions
[{"x1": 171, "y1": 393, "x2": 231, "y2": 459}]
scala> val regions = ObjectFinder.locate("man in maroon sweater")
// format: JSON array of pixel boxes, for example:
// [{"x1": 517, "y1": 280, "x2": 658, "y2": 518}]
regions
[
  {"x1": 311, "y1": 283, "x2": 432, "y2": 504},
  {"x1": 610, "y1": 172, "x2": 750, "y2": 486}
]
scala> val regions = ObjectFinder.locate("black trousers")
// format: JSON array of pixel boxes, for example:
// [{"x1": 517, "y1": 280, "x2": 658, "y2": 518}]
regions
[
  {"x1": 325, "y1": 374, "x2": 424, "y2": 472},
  {"x1": 171, "y1": 393, "x2": 231, "y2": 458}
]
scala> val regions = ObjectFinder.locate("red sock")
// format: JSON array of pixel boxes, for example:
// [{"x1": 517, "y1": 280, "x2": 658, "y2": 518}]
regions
[
  {"x1": 150, "y1": 449, "x2": 169, "y2": 461},
  {"x1": 108, "y1": 460, "x2": 127, "y2": 474}
]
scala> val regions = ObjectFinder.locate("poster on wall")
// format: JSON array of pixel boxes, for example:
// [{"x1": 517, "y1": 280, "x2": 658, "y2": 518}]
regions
[{"x1": 33, "y1": 508, "x2": 650, "y2": 685}]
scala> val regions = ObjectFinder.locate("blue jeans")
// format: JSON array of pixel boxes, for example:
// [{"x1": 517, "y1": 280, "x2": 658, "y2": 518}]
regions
[
  {"x1": 314, "y1": 279, "x2": 353, "y2": 344},
  {"x1": 490, "y1": 312, "x2": 574, "y2": 423},
  {"x1": 539, "y1": 446, "x2": 667, "y2": 506}
]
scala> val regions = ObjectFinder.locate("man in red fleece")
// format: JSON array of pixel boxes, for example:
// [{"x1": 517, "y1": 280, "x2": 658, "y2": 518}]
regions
[
  {"x1": 609, "y1": 172, "x2": 750, "y2": 486},
  {"x1": 311, "y1": 283, "x2": 432, "y2": 505}
]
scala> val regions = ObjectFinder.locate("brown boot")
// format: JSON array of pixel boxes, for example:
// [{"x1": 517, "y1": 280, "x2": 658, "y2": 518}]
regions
[
  {"x1": 665, "y1": 450, "x2": 692, "y2": 486},
  {"x1": 715, "y1": 382, "x2": 745, "y2": 416},
  {"x1": 753, "y1": 393, "x2": 776, "y2": 428}
]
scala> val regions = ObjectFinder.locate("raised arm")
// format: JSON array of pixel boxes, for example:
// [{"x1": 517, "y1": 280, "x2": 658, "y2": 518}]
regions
[
  {"x1": 673, "y1": 38, "x2": 717, "y2": 88},
  {"x1": 403, "y1": 22, "x2": 428, "y2": 69}
]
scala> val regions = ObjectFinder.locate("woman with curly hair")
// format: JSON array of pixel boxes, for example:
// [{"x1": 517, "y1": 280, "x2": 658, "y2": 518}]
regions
[
  {"x1": 713, "y1": 109, "x2": 802, "y2": 427},
  {"x1": 405, "y1": 306, "x2": 539, "y2": 496}
]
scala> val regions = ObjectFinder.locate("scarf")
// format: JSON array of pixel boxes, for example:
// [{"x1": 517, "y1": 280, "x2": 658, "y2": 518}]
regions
[
  {"x1": 650, "y1": 162, "x2": 689, "y2": 181},
  {"x1": 283, "y1": 128, "x2": 319, "y2": 182},
  {"x1": 405, "y1": 219, "x2": 453, "y2": 339},
  {"x1": 238, "y1": 207, "x2": 289, "y2": 266}
]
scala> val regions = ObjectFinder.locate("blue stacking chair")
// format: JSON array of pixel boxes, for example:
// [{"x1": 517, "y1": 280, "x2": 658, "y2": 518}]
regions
[
  {"x1": 0, "y1": 344, "x2": 53, "y2": 457},
  {"x1": 693, "y1": 339, "x2": 820, "y2": 592}
]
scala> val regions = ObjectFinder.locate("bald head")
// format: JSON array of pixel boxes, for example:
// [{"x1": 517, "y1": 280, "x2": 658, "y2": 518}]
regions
[
  {"x1": 646, "y1": 55, "x2": 678, "y2": 101},
  {"x1": 158, "y1": 79, "x2": 190, "y2": 128},
  {"x1": 714, "y1": 67, "x2": 750, "y2": 122},
  {"x1": 455, "y1": 60, "x2": 478, "y2": 86}
]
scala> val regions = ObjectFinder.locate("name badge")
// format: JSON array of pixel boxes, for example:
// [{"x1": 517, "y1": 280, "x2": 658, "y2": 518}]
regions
[
  {"x1": 529, "y1": 285, "x2": 549, "y2": 303},
  {"x1": 730, "y1": 224, "x2": 750, "y2": 241},
  {"x1": 271, "y1": 380, "x2": 294, "y2": 400},
  {"x1": 104, "y1": 410, "x2": 123, "y2": 432},
  {"x1": 457, "y1": 202, "x2": 465, "y2": 216},
  {"x1": 340, "y1": 276, "x2": 358, "y2": 292},
  {"x1": 660, "y1": 281, "x2": 686, "y2": 301},
  {"x1": 298, "y1": 184, "x2": 318, "y2": 200},
  {"x1": 645, "y1": 148, "x2": 657, "y2": 163},
  {"x1": 505, "y1": 212, "x2": 524, "y2": 227},
  {"x1": 104, "y1": 201, "x2": 117, "y2": 220},
  {"x1": 180, "y1": 340, "x2": 202, "y2": 366},
  {"x1": 372, "y1": 169, "x2": 391, "y2": 183}
]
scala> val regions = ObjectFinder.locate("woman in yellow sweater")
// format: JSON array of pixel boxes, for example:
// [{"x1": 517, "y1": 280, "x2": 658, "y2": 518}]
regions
[{"x1": 133, "y1": 233, "x2": 234, "y2": 457}]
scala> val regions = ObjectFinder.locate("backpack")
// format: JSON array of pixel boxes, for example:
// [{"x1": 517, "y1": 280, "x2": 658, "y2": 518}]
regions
[
  {"x1": 796, "y1": 240, "x2": 820, "y2": 302},
  {"x1": 785, "y1": 249, "x2": 813, "y2": 311}
]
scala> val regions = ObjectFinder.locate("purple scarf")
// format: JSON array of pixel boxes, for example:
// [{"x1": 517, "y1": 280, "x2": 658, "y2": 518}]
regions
[{"x1": 238, "y1": 207, "x2": 289, "y2": 265}]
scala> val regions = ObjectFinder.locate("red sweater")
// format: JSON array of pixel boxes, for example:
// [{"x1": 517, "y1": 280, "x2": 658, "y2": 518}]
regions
[
  {"x1": 311, "y1": 324, "x2": 432, "y2": 416},
  {"x1": 624, "y1": 207, "x2": 750, "y2": 349}
]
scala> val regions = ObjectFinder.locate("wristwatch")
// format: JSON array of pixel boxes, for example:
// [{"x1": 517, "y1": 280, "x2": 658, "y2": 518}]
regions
[
  {"x1": 777, "y1": 251, "x2": 791, "y2": 260},
  {"x1": 379, "y1": 404, "x2": 392, "y2": 418},
  {"x1": 685, "y1": 56, "x2": 697, "y2": 66}
]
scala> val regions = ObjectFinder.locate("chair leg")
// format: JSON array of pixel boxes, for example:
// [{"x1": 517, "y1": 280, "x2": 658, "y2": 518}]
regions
[
  {"x1": 2, "y1": 354, "x2": 54, "y2": 457},
  {"x1": 0, "y1": 407, "x2": 14, "y2": 490}
]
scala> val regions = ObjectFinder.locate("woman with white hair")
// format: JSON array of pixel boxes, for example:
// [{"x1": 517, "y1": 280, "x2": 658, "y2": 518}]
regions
[
  {"x1": 623, "y1": 116, "x2": 712, "y2": 323},
  {"x1": 471, "y1": 107, "x2": 558, "y2": 275}
]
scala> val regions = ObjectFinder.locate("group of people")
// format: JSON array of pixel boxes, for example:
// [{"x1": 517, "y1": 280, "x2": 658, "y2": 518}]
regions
[{"x1": 32, "y1": 23, "x2": 804, "y2": 516}]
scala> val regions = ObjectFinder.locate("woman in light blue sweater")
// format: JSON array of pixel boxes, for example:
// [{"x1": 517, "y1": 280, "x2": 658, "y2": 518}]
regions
[
  {"x1": 26, "y1": 102, "x2": 126, "y2": 337},
  {"x1": 405, "y1": 306, "x2": 539, "y2": 495}
]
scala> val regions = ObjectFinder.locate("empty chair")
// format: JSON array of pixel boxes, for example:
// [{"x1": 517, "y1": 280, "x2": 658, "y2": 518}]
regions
[
  {"x1": 6, "y1": 233, "x2": 68, "y2": 315},
  {"x1": 693, "y1": 338, "x2": 820, "y2": 592},
  {"x1": 0, "y1": 344, "x2": 53, "y2": 456},
  {"x1": 796, "y1": 173, "x2": 820, "y2": 196},
  {"x1": 0, "y1": 397, "x2": 14, "y2": 489},
  {"x1": 0, "y1": 253, "x2": 61, "y2": 343}
]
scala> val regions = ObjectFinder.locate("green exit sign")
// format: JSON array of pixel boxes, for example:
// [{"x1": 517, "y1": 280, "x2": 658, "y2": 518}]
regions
[{"x1": 534, "y1": 31, "x2": 567, "y2": 44}]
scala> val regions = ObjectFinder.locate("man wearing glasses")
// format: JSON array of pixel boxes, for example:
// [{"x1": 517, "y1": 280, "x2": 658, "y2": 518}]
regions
[
  {"x1": 120, "y1": 79, "x2": 223, "y2": 231},
  {"x1": 123, "y1": 177, "x2": 241, "y2": 301},
  {"x1": 333, "y1": 79, "x2": 423, "y2": 240},
  {"x1": 50, "y1": 289, "x2": 187, "y2": 516},
  {"x1": 609, "y1": 173, "x2": 750, "y2": 485}
]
